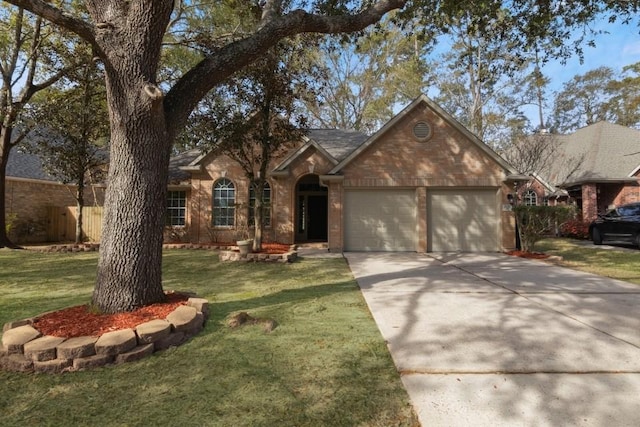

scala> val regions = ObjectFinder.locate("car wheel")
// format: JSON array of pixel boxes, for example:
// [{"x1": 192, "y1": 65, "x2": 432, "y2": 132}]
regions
[{"x1": 592, "y1": 228, "x2": 603, "y2": 245}]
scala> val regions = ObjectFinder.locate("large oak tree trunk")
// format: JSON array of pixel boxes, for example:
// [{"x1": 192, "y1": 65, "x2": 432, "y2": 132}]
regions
[
  {"x1": 90, "y1": 3, "x2": 173, "y2": 313},
  {"x1": 91, "y1": 81, "x2": 170, "y2": 312}
]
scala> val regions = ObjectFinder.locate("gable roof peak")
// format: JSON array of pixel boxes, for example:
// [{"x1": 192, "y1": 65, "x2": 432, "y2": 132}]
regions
[{"x1": 329, "y1": 94, "x2": 519, "y2": 175}]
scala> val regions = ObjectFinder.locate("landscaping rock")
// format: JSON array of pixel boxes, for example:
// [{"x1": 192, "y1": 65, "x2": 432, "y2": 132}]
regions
[
  {"x1": 33, "y1": 358, "x2": 73, "y2": 374},
  {"x1": 3, "y1": 319, "x2": 32, "y2": 333},
  {"x1": 136, "y1": 319, "x2": 171, "y2": 344},
  {"x1": 154, "y1": 331, "x2": 185, "y2": 351},
  {"x1": 1, "y1": 325, "x2": 42, "y2": 354},
  {"x1": 57, "y1": 336, "x2": 98, "y2": 359},
  {"x1": 73, "y1": 354, "x2": 113, "y2": 370},
  {"x1": 95, "y1": 329, "x2": 137, "y2": 356},
  {"x1": 23, "y1": 336, "x2": 66, "y2": 362},
  {"x1": 1, "y1": 354, "x2": 34, "y2": 372},
  {"x1": 187, "y1": 298, "x2": 209, "y2": 318},
  {"x1": 166, "y1": 305, "x2": 200, "y2": 333},
  {"x1": 115, "y1": 344, "x2": 154, "y2": 364}
]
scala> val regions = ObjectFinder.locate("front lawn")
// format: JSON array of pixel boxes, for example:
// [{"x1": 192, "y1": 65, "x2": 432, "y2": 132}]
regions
[
  {"x1": 0, "y1": 249, "x2": 417, "y2": 426},
  {"x1": 537, "y1": 238, "x2": 640, "y2": 285}
]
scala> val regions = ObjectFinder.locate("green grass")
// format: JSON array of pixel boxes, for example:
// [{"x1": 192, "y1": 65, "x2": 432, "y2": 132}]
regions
[
  {"x1": 0, "y1": 249, "x2": 417, "y2": 427},
  {"x1": 537, "y1": 238, "x2": 640, "y2": 285}
]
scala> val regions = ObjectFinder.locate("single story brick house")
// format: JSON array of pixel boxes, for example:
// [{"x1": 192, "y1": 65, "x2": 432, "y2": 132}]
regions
[
  {"x1": 517, "y1": 122, "x2": 640, "y2": 222},
  {"x1": 168, "y1": 95, "x2": 525, "y2": 252}
]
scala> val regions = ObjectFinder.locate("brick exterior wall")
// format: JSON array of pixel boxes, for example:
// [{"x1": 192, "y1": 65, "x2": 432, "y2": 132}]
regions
[
  {"x1": 5, "y1": 178, "x2": 105, "y2": 243},
  {"x1": 581, "y1": 184, "x2": 598, "y2": 222}
]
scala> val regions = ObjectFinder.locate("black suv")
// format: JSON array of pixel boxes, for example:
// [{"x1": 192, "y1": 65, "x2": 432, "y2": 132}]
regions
[{"x1": 590, "y1": 202, "x2": 640, "y2": 247}]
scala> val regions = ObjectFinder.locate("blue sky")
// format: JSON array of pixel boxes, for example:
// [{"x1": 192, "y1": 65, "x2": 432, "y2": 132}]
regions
[{"x1": 542, "y1": 20, "x2": 640, "y2": 93}]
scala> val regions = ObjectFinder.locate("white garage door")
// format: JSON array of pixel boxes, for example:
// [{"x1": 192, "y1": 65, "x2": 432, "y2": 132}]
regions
[
  {"x1": 428, "y1": 189, "x2": 499, "y2": 252},
  {"x1": 344, "y1": 190, "x2": 417, "y2": 251}
]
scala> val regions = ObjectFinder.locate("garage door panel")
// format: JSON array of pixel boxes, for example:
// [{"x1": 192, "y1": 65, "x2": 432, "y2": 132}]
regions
[
  {"x1": 428, "y1": 190, "x2": 498, "y2": 252},
  {"x1": 345, "y1": 190, "x2": 416, "y2": 251}
]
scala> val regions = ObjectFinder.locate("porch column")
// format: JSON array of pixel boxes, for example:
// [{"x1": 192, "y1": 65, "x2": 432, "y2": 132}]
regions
[
  {"x1": 321, "y1": 175, "x2": 344, "y2": 252},
  {"x1": 582, "y1": 184, "x2": 598, "y2": 222}
]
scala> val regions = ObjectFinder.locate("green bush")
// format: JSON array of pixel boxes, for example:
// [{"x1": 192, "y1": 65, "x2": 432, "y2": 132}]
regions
[{"x1": 514, "y1": 205, "x2": 576, "y2": 252}]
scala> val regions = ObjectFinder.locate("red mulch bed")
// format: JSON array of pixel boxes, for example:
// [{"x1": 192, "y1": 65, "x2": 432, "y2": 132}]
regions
[
  {"x1": 506, "y1": 250, "x2": 550, "y2": 260},
  {"x1": 33, "y1": 292, "x2": 189, "y2": 338},
  {"x1": 259, "y1": 242, "x2": 291, "y2": 254}
]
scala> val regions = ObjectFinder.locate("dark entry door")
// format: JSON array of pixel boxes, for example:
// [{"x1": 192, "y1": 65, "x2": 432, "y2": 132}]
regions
[{"x1": 307, "y1": 195, "x2": 328, "y2": 240}]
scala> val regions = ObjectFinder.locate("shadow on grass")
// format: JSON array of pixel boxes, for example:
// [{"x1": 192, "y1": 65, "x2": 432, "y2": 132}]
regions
[{"x1": 206, "y1": 280, "x2": 358, "y2": 327}]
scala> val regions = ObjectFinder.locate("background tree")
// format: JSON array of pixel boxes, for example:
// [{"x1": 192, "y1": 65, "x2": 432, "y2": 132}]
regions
[
  {"x1": 184, "y1": 39, "x2": 311, "y2": 251},
  {"x1": 551, "y1": 66, "x2": 616, "y2": 132},
  {"x1": 28, "y1": 58, "x2": 109, "y2": 243},
  {"x1": 304, "y1": 17, "x2": 428, "y2": 133},
  {"x1": 3, "y1": 0, "x2": 407, "y2": 313},
  {"x1": 602, "y1": 62, "x2": 640, "y2": 129},
  {"x1": 0, "y1": 4, "x2": 78, "y2": 248}
]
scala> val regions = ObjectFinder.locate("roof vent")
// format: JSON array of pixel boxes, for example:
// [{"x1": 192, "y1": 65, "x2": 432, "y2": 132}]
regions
[{"x1": 413, "y1": 121, "x2": 432, "y2": 141}]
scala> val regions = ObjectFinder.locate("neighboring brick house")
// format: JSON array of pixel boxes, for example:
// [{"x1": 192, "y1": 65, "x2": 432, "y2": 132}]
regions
[
  {"x1": 168, "y1": 95, "x2": 525, "y2": 252},
  {"x1": 5, "y1": 148, "x2": 105, "y2": 243},
  {"x1": 522, "y1": 122, "x2": 640, "y2": 222}
]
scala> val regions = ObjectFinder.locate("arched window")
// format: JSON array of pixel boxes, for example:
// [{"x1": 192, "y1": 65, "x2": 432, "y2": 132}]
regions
[
  {"x1": 249, "y1": 181, "x2": 271, "y2": 227},
  {"x1": 524, "y1": 190, "x2": 538, "y2": 206},
  {"x1": 212, "y1": 178, "x2": 235, "y2": 226}
]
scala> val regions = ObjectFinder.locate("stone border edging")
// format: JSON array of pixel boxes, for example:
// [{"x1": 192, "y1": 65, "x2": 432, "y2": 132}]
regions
[
  {"x1": 219, "y1": 248, "x2": 297, "y2": 263},
  {"x1": 0, "y1": 297, "x2": 209, "y2": 373}
]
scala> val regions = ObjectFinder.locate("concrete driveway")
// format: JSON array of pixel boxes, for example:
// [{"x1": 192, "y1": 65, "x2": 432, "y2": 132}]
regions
[{"x1": 345, "y1": 252, "x2": 640, "y2": 426}]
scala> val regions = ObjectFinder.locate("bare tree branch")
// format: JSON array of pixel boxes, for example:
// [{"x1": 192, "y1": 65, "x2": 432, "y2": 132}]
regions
[
  {"x1": 164, "y1": 0, "x2": 407, "y2": 136},
  {"x1": 2, "y1": 0, "x2": 96, "y2": 46}
]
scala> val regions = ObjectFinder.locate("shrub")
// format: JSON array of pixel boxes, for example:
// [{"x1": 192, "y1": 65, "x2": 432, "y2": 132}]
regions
[
  {"x1": 514, "y1": 205, "x2": 576, "y2": 252},
  {"x1": 560, "y1": 218, "x2": 591, "y2": 240}
]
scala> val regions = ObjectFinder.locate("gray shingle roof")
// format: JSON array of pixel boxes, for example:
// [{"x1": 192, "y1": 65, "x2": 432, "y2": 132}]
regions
[
  {"x1": 168, "y1": 148, "x2": 202, "y2": 182},
  {"x1": 545, "y1": 122, "x2": 640, "y2": 185},
  {"x1": 168, "y1": 129, "x2": 369, "y2": 178},
  {"x1": 306, "y1": 129, "x2": 368, "y2": 162},
  {"x1": 6, "y1": 147, "x2": 56, "y2": 182}
]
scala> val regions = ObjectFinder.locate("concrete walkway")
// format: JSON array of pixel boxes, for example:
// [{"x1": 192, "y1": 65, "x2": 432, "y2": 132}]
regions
[{"x1": 345, "y1": 252, "x2": 640, "y2": 426}]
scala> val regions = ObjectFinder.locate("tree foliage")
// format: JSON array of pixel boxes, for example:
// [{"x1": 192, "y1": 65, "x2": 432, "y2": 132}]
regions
[
  {"x1": 304, "y1": 17, "x2": 428, "y2": 133},
  {"x1": 27, "y1": 58, "x2": 109, "y2": 243},
  {"x1": 184, "y1": 39, "x2": 312, "y2": 251},
  {"x1": 0, "y1": 3, "x2": 80, "y2": 248}
]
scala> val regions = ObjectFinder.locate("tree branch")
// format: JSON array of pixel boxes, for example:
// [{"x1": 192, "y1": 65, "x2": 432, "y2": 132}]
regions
[
  {"x1": 164, "y1": 0, "x2": 407, "y2": 137},
  {"x1": 2, "y1": 0, "x2": 96, "y2": 46}
]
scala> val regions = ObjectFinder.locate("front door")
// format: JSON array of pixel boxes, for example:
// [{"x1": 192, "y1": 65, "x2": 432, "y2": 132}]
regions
[{"x1": 295, "y1": 175, "x2": 328, "y2": 242}]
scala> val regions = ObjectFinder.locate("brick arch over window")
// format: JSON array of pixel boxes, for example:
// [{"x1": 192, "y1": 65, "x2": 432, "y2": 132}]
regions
[{"x1": 212, "y1": 178, "x2": 235, "y2": 227}]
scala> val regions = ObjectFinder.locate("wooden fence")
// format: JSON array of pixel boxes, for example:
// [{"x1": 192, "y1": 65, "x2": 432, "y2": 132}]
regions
[{"x1": 47, "y1": 206, "x2": 103, "y2": 242}]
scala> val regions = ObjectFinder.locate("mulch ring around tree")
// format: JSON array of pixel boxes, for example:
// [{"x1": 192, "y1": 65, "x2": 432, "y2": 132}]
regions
[
  {"x1": 1, "y1": 291, "x2": 209, "y2": 373},
  {"x1": 33, "y1": 292, "x2": 189, "y2": 338}
]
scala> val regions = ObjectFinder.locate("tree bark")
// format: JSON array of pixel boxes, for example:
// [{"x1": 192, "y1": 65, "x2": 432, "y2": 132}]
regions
[
  {"x1": 0, "y1": 125, "x2": 21, "y2": 249},
  {"x1": 75, "y1": 181, "x2": 84, "y2": 244},
  {"x1": 90, "y1": 1, "x2": 173, "y2": 313}
]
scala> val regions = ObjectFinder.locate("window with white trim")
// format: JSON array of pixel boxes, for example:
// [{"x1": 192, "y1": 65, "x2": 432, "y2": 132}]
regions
[
  {"x1": 524, "y1": 190, "x2": 538, "y2": 206},
  {"x1": 166, "y1": 191, "x2": 186, "y2": 226},
  {"x1": 212, "y1": 178, "x2": 235, "y2": 227},
  {"x1": 249, "y1": 182, "x2": 271, "y2": 227}
]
